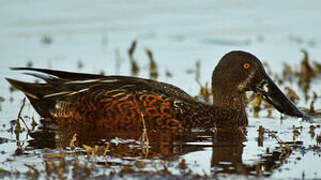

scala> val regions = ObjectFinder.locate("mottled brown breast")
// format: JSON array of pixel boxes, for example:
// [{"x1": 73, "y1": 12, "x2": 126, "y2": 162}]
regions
[{"x1": 52, "y1": 87, "x2": 184, "y2": 131}]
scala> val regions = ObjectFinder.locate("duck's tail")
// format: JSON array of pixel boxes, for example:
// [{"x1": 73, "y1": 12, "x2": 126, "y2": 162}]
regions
[
  {"x1": 6, "y1": 78, "x2": 43, "y2": 99},
  {"x1": 6, "y1": 78, "x2": 56, "y2": 118}
]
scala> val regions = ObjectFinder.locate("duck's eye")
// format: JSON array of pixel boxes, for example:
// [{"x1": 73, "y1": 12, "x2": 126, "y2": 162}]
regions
[{"x1": 243, "y1": 63, "x2": 250, "y2": 69}]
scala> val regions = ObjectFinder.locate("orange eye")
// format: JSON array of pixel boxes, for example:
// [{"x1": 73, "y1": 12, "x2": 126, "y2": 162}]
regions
[{"x1": 243, "y1": 63, "x2": 250, "y2": 69}]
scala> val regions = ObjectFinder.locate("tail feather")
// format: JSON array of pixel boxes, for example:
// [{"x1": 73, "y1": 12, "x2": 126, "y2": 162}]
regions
[
  {"x1": 6, "y1": 67, "x2": 109, "y2": 119},
  {"x1": 11, "y1": 67, "x2": 105, "y2": 80},
  {"x1": 6, "y1": 78, "x2": 43, "y2": 99},
  {"x1": 6, "y1": 78, "x2": 56, "y2": 118},
  {"x1": 22, "y1": 72, "x2": 55, "y2": 82}
]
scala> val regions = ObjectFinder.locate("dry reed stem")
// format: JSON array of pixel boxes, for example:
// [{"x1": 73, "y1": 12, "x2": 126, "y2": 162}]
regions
[
  {"x1": 140, "y1": 112, "x2": 150, "y2": 158},
  {"x1": 16, "y1": 98, "x2": 31, "y2": 133},
  {"x1": 69, "y1": 133, "x2": 77, "y2": 150},
  {"x1": 103, "y1": 142, "x2": 110, "y2": 167},
  {"x1": 264, "y1": 128, "x2": 291, "y2": 160}
]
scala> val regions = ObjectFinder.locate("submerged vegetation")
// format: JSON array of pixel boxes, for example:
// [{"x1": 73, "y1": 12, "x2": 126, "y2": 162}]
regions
[{"x1": 1, "y1": 43, "x2": 321, "y2": 179}]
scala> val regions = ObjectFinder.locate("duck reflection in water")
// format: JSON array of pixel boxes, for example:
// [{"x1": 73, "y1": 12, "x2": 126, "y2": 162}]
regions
[
  {"x1": 210, "y1": 129, "x2": 284, "y2": 177},
  {"x1": 28, "y1": 120, "x2": 287, "y2": 177}
]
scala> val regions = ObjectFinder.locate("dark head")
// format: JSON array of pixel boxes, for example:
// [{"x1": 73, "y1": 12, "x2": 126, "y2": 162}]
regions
[{"x1": 212, "y1": 51, "x2": 305, "y2": 118}]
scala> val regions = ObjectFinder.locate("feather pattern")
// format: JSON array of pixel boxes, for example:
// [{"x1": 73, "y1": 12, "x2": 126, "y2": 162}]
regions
[{"x1": 7, "y1": 67, "x2": 239, "y2": 131}]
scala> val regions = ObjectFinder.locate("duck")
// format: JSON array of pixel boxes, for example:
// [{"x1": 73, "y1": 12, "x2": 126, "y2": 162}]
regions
[{"x1": 6, "y1": 51, "x2": 306, "y2": 131}]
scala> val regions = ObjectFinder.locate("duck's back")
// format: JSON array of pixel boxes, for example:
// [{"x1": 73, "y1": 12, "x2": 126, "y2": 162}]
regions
[{"x1": 7, "y1": 68, "x2": 203, "y2": 131}]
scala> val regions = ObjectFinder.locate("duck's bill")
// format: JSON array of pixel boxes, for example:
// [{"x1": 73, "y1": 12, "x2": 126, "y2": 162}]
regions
[{"x1": 255, "y1": 76, "x2": 306, "y2": 118}]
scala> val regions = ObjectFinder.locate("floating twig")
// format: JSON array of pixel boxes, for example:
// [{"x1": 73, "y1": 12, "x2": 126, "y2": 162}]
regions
[
  {"x1": 195, "y1": 60, "x2": 200, "y2": 82},
  {"x1": 146, "y1": 48, "x2": 158, "y2": 79},
  {"x1": 14, "y1": 97, "x2": 30, "y2": 140},
  {"x1": 140, "y1": 112, "x2": 150, "y2": 158},
  {"x1": 264, "y1": 128, "x2": 291, "y2": 160},
  {"x1": 128, "y1": 40, "x2": 139, "y2": 75},
  {"x1": 115, "y1": 48, "x2": 122, "y2": 74},
  {"x1": 69, "y1": 133, "x2": 77, "y2": 150},
  {"x1": 253, "y1": 94, "x2": 262, "y2": 117},
  {"x1": 103, "y1": 142, "x2": 110, "y2": 167},
  {"x1": 258, "y1": 125, "x2": 264, "y2": 147},
  {"x1": 24, "y1": 164, "x2": 39, "y2": 178},
  {"x1": 17, "y1": 98, "x2": 26, "y2": 121}
]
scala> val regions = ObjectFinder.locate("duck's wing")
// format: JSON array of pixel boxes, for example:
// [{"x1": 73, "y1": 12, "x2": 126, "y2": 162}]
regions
[
  {"x1": 10, "y1": 67, "x2": 106, "y2": 80},
  {"x1": 6, "y1": 68, "x2": 196, "y2": 119},
  {"x1": 8, "y1": 67, "x2": 195, "y2": 101}
]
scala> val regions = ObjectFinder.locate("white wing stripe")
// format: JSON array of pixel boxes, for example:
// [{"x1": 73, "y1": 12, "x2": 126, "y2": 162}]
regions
[
  {"x1": 64, "y1": 79, "x2": 119, "y2": 84},
  {"x1": 44, "y1": 91, "x2": 71, "y2": 98}
]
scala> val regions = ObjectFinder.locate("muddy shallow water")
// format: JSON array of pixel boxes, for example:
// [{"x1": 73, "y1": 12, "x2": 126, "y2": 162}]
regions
[{"x1": 1, "y1": 0, "x2": 321, "y2": 179}]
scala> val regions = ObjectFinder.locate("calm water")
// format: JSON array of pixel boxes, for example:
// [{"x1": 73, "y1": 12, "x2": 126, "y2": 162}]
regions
[{"x1": 1, "y1": 0, "x2": 321, "y2": 179}]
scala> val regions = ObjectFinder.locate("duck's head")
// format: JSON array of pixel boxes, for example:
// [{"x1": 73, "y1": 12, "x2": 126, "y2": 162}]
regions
[{"x1": 212, "y1": 51, "x2": 305, "y2": 118}]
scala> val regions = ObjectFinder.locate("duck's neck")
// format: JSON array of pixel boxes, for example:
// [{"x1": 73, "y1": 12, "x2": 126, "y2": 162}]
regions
[
  {"x1": 184, "y1": 92, "x2": 248, "y2": 129},
  {"x1": 211, "y1": 89, "x2": 248, "y2": 127},
  {"x1": 211, "y1": 70, "x2": 247, "y2": 112},
  {"x1": 213, "y1": 91, "x2": 246, "y2": 111}
]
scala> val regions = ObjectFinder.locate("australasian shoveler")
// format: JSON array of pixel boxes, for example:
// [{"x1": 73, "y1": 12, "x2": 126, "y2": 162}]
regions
[{"x1": 6, "y1": 51, "x2": 308, "y2": 131}]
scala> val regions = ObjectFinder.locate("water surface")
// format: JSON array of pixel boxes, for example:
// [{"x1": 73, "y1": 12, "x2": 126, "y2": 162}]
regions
[{"x1": 1, "y1": 0, "x2": 321, "y2": 179}]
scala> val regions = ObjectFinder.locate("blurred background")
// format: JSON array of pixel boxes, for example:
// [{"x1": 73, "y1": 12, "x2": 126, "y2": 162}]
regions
[
  {"x1": 1, "y1": 0, "x2": 321, "y2": 179},
  {"x1": 1, "y1": 0, "x2": 320, "y2": 94}
]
